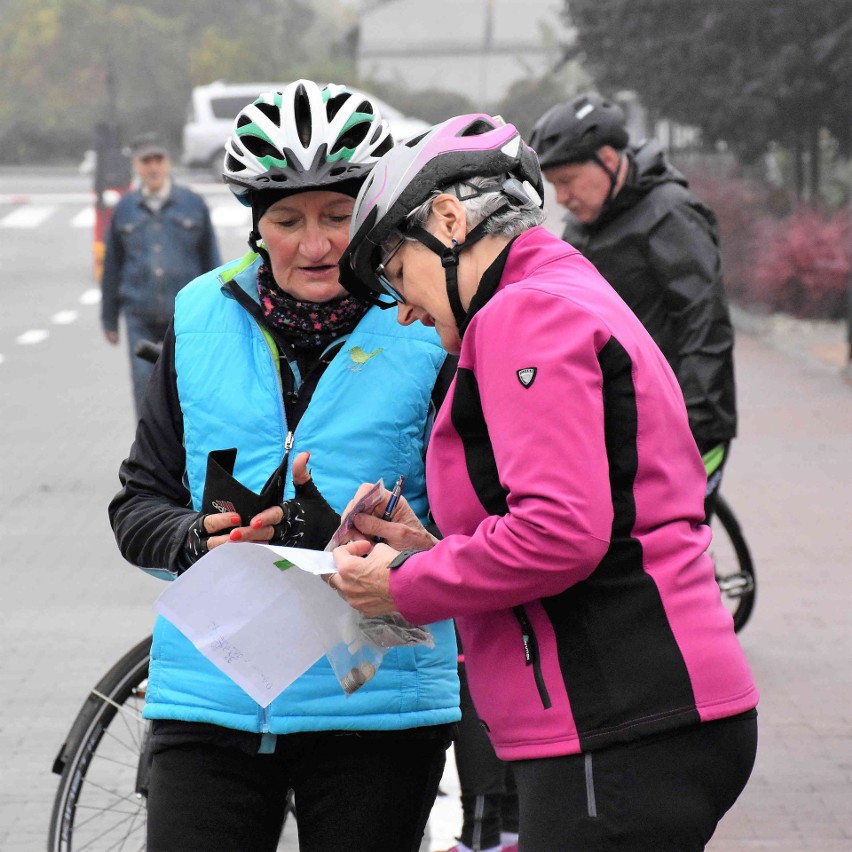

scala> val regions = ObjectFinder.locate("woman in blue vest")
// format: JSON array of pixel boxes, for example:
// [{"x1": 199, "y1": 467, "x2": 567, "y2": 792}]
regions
[{"x1": 108, "y1": 80, "x2": 459, "y2": 852}]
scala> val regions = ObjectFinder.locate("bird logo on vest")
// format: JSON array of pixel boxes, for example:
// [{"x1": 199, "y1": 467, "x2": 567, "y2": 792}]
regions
[
  {"x1": 517, "y1": 367, "x2": 537, "y2": 388},
  {"x1": 348, "y1": 345, "x2": 382, "y2": 372}
]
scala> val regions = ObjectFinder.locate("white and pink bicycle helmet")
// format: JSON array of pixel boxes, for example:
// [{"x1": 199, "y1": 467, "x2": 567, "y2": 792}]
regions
[{"x1": 339, "y1": 113, "x2": 542, "y2": 311}]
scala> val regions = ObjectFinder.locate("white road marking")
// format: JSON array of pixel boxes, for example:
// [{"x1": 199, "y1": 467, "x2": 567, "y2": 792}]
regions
[
  {"x1": 0, "y1": 354, "x2": 4, "y2": 365},
  {"x1": 0, "y1": 192, "x2": 93, "y2": 205},
  {"x1": 211, "y1": 205, "x2": 251, "y2": 228},
  {"x1": 71, "y1": 206, "x2": 96, "y2": 228},
  {"x1": 1, "y1": 205, "x2": 56, "y2": 228},
  {"x1": 52, "y1": 310, "x2": 79, "y2": 325},
  {"x1": 16, "y1": 329, "x2": 49, "y2": 345},
  {"x1": 0, "y1": 197, "x2": 246, "y2": 230},
  {"x1": 80, "y1": 289, "x2": 101, "y2": 305}
]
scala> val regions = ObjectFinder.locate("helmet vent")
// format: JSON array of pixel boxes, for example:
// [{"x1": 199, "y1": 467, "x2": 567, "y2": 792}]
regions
[
  {"x1": 326, "y1": 92, "x2": 348, "y2": 121},
  {"x1": 255, "y1": 102, "x2": 281, "y2": 124},
  {"x1": 237, "y1": 114, "x2": 254, "y2": 129},
  {"x1": 355, "y1": 100, "x2": 375, "y2": 116},
  {"x1": 225, "y1": 154, "x2": 245, "y2": 172},
  {"x1": 241, "y1": 135, "x2": 284, "y2": 161},
  {"x1": 373, "y1": 136, "x2": 393, "y2": 157},
  {"x1": 405, "y1": 131, "x2": 428, "y2": 148},
  {"x1": 459, "y1": 119, "x2": 495, "y2": 137},
  {"x1": 330, "y1": 120, "x2": 370, "y2": 155},
  {"x1": 294, "y1": 84, "x2": 313, "y2": 148}
]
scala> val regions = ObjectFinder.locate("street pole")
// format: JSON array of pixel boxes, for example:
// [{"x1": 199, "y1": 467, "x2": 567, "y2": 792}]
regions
[
  {"x1": 846, "y1": 210, "x2": 852, "y2": 379},
  {"x1": 847, "y1": 111, "x2": 852, "y2": 380}
]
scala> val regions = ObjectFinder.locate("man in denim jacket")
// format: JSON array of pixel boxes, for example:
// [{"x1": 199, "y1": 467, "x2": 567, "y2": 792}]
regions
[{"x1": 101, "y1": 132, "x2": 220, "y2": 414}]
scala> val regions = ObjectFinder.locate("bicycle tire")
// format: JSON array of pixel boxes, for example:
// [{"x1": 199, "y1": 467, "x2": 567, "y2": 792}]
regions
[
  {"x1": 711, "y1": 495, "x2": 756, "y2": 632},
  {"x1": 49, "y1": 636, "x2": 298, "y2": 851},
  {"x1": 48, "y1": 635, "x2": 153, "y2": 852}
]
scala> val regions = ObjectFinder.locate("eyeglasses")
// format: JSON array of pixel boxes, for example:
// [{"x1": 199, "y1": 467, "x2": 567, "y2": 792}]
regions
[{"x1": 373, "y1": 236, "x2": 407, "y2": 305}]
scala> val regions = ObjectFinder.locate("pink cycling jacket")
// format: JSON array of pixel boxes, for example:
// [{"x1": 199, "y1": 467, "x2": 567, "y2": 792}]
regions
[{"x1": 390, "y1": 226, "x2": 758, "y2": 760}]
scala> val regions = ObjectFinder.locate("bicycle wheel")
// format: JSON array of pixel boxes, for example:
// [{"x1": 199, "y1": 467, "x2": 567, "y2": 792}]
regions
[
  {"x1": 49, "y1": 636, "x2": 152, "y2": 852},
  {"x1": 710, "y1": 495, "x2": 756, "y2": 632},
  {"x1": 49, "y1": 636, "x2": 299, "y2": 851}
]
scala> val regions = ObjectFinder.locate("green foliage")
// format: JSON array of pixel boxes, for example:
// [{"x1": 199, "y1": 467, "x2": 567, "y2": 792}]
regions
[
  {"x1": 565, "y1": 0, "x2": 852, "y2": 162},
  {"x1": 0, "y1": 0, "x2": 358, "y2": 163}
]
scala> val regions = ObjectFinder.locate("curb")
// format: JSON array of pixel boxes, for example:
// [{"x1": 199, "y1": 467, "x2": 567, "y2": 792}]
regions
[{"x1": 731, "y1": 303, "x2": 851, "y2": 377}]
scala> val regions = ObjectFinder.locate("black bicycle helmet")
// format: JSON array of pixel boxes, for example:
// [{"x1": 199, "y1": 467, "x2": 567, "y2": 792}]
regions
[{"x1": 530, "y1": 93, "x2": 629, "y2": 169}]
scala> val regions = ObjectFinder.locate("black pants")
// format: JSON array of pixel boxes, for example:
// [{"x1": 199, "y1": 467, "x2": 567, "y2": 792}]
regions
[
  {"x1": 511, "y1": 710, "x2": 757, "y2": 852},
  {"x1": 146, "y1": 720, "x2": 452, "y2": 852},
  {"x1": 454, "y1": 662, "x2": 518, "y2": 850}
]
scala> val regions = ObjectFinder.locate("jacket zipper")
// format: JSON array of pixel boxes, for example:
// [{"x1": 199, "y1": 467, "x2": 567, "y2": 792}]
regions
[{"x1": 513, "y1": 605, "x2": 552, "y2": 709}]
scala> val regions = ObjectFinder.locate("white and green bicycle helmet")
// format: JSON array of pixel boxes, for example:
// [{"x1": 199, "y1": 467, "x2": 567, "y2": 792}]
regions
[
  {"x1": 224, "y1": 80, "x2": 393, "y2": 199},
  {"x1": 223, "y1": 79, "x2": 394, "y2": 253}
]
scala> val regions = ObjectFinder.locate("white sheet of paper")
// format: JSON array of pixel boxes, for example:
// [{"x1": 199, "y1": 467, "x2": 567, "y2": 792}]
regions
[{"x1": 154, "y1": 543, "x2": 354, "y2": 707}]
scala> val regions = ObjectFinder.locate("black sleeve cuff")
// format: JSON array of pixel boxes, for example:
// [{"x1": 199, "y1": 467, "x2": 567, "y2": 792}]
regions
[{"x1": 388, "y1": 548, "x2": 419, "y2": 570}]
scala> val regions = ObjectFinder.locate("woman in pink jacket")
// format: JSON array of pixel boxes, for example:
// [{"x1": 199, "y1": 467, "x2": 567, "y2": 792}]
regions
[{"x1": 332, "y1": 114, "x2": 758, "y2": 852}]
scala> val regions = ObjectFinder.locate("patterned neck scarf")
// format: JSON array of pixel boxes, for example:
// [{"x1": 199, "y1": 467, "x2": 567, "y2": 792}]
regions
[{"x1": 256, "y1": 264, "x2": 369, "y2": 350}]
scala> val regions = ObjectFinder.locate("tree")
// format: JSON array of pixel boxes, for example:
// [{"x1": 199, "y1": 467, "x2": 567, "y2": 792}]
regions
[
  {"x1": 0, "y1": 0, "x2": 359, "y2": 163},
  {"x1": 564, "y1": 0, "x2": 852, "y2": 200}
]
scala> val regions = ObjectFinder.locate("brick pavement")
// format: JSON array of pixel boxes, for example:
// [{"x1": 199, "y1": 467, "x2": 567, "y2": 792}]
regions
[{"x1": 704, "y1": 317, "x2": 852, "y2": 851}]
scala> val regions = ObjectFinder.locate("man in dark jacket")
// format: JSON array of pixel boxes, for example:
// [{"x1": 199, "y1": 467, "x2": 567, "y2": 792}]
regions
[
  {"x1": 531, "y1": 93, "x2": 736, "y2": 519},
  {"x1": 101, "y1": 132, "x2": 220, "y2": 415}
]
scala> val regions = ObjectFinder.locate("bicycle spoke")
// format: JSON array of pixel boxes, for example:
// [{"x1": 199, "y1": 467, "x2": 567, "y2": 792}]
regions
[
  {"x1": 72, "y1": 806, "x2": 146, "y2": 852},
  {"x1": 91, "y1": 688, "x2": 146, "y2": 722}
]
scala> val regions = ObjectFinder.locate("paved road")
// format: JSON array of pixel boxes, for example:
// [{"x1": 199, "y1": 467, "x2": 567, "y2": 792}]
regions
[{"x1": 1, "y1": 171, "x2": 851, "y2": 850}]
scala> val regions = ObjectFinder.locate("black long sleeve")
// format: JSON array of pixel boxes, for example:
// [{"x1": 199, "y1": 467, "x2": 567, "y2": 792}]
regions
[{"x1": 108, "y1": 324, "x2": 196, "y2": 574}]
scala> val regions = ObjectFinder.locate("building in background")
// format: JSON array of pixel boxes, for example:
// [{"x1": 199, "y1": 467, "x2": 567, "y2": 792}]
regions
[{"x1": 356, "y1": 0, "x2": 572, "y2": 106}]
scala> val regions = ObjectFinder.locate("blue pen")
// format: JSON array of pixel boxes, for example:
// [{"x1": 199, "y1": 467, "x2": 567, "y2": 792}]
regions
[
  {"x1": 375, "y1": 475, "x2": 405, "y2": 543},
  {"x1": 382, "y1": 475, "x2": 405, "y2": 521}
]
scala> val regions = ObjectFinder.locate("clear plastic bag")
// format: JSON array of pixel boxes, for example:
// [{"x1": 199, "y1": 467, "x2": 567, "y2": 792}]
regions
[
  {"x1": 323, "y1": 607, "x2": 435, "y2": 695},
  {"x1": 358, "y1": 613, "x2": 435, "y2": 649}
]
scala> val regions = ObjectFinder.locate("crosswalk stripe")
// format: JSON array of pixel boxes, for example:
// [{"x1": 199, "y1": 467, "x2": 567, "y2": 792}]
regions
[
  {"x1": 71, "y1": 207, "x2": 96, "y2": 228},
  {"x1": 212, "y1": 205, "x2": 251, "y2": 228},
  {"x1": 16, "y1": 329, "x2": 49, "y2": 345},
  {"x1": 1, "y1": 205, "x2": 56, "y2": 228},
  {"x1": 0, "y1": 202, "x2": 251, "y2": 230}
]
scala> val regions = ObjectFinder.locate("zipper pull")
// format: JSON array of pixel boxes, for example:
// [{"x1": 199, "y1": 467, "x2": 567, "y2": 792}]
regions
[
  {"x1": 282, "y1": 431, "x2": 295, "y2": 495},
  {"x1": 522, "y1": 633, "x2": 532, "y2": 664}
]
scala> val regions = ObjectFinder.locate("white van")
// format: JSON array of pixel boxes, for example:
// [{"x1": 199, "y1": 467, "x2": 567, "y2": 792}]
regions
[{"x1": 182, "y1": 80, "x2": 430, "y2": 172}]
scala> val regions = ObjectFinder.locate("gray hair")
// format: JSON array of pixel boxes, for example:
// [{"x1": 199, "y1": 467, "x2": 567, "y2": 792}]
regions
[{"x1": 381, "y1": 174, "x2": 544, "y2": 254}]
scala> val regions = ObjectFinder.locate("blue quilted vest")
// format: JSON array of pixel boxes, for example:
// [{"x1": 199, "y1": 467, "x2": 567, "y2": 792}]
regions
[{"x1": 144, "y1": 253, "x2": 459, "y2": 734}]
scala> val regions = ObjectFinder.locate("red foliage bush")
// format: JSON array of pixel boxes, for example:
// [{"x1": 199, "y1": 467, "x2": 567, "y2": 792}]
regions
[
  {"x1": 752, "y1": 207, "x2": 851, "y2": 319},
  {"x1": 682, "y1": 162, "x2": 851, "y2": 318}
]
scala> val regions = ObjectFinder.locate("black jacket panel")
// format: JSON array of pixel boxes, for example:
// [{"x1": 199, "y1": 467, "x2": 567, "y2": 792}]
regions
[{"x1": 562, "y1": 141, "x2": 736, "y2": 446}]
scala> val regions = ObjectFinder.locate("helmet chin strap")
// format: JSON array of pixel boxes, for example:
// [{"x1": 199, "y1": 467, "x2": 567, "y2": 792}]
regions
[
  {"x1": 592, "y1": 152, "x2": 623, "y2": 213},
  {"x1": 406, "y1": 202, "x2": 509, "y2": 328},
  {"x1": 249, "y1": 206, "x2": 271, "y2": 266}
]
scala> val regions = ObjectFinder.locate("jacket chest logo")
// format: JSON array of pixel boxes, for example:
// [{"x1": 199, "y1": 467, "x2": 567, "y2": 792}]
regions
[
  {"x1": 347, "y1": 345, "x2": 382, "y2": 372},
  {"x1": 517, "y1": 367, "x2": 537, "y2": 388}
]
